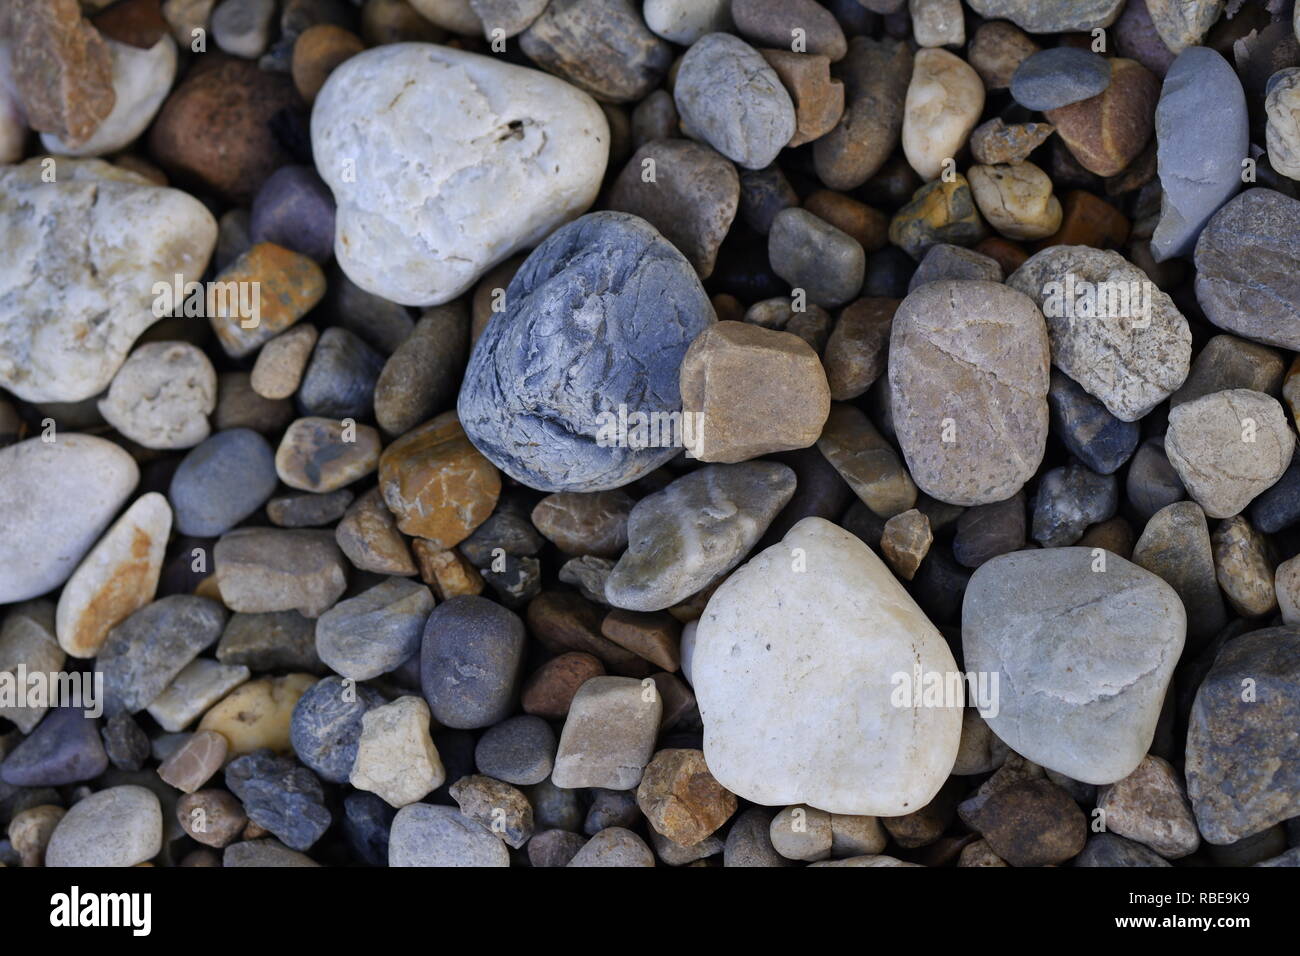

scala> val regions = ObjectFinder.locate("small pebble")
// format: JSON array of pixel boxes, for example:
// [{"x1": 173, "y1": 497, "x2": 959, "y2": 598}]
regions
[
  {"x1": 250, "y1": 324, "x2": 318, "y2": 401},
  {"x1": 275, "y1": 417, "x2": 381, "y2": 494},
  {"x1": 567, "y1": 826, "x2": 655, "y2": 867},
  {"x1": 421, "y1": 596, "x2": 526, "y2": 729},
  {"x1": 474, "y1": 715, "x2": 556, "y2": 786},
  {"x1": 198, "y1": 673, "x2": 316, "y2": 756},
  {"x1": 168, "y1": 429, "x2": 278, "y2": 537},
  {"x1": 157, "y1": 729, "x2": 228, "y2": 793},
  {"x1": 98, "y1": 342, "x2": 216, "y2": 449},
  {"x1": 349, "y1": 696, "x2": 445, "y2": 808}
]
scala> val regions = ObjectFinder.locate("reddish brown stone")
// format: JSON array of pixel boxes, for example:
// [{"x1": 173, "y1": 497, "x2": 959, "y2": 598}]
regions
[
  {"x1": 526, "y1": 591, "x2": 653, "y2": 677},
  {"x1": 158, "y1": 730, "x2": 228, "y2": 794},
  {"x1": 1045, "y1": 58, "x2": 1158, "y2": 178},
  {"x1": 1034, "y1": 190, "x2": 1131, "y2": 251},
  {"x1": 802, "y1": 190, "x2": 888, "y2": 252},
  {"x1": 92, "y1": 0, "x2": 168, "y2": 48},
  {"x1": 600, "y1": 609, "x2": 681, "y2": 671},
  {"x1": 520, "y1": 651, "x2": 606, "y2": 719},
  {"x1": 636, "y1": 749, "x2": 737, "y2": 846},
  {"x1": 759, "y1": 50, "x2": 844, "y2": 148}
]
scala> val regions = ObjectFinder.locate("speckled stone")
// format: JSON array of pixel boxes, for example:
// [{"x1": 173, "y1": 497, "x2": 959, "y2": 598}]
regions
[
  {"x1": 224, "y1": 748, "x2": 332, "y2": 851},
  {"x1": 420, "y1": 596, "x2": 526, "y2": 729},
  {"x1": 289, "y1": 675, "x2": 385, "y2": 783},
  {"x1": 274, "y1": 416, "x2": 381, "y2": 494}
]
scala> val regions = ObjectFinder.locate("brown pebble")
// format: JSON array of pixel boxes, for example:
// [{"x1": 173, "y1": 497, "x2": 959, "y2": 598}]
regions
[
  {"x1": 531, "y1": 491, "x2": 634, "y2": 558},
  {"x1": 880, "y1": 508, "x2": 933, "y2": 580},
  {"x1": 1034, "y1": 190, "x2": 1131, "y2": 250},
  {"x1": 958, "y1": 838, "x2": 1009, "y2": 866},
  {"x1": 1077, "y1": 517, "x2": 1135, "y2": 560},
  {"x1": 292, "y1": 24, "x2": 365, "y2": 103},
  {"x1": 1045, "y1": 58, "x2": 1158, "y2": 178},
  {"x1": 521, "y1": 651, "x2": 607, "y2": 720},
  {"x1": 802, "y1": 191, "x2": 889, "y2": 252},
  {"x1": 969, "y1": 117, "x2": 1055, "y2": 165},
  {"x1": 759, "y1": 50, "x2": 844, "y2": 148},
  {"x1": 973, "y1": 237, "x2": 1029, "y2": 274},
  {"x1": 636, "y1": 748, "x2": 737, "y2": 846},
  {"x1": 92, "y1": 0, "x2": 169, "y2": 48},
  {"x1": 967, "y1": 20, "x2": 1039, "y2": 90},
  {"x1": 960, "y1": 777, "x2": 1087, "y2": 867},
  {"x1": 822, "y1": 298, "x2": 898, "y2": 401},
  {"x1": 335, "y1": 487, "x2": 418, "y2": 576},
  {"x1": 470, "y1": 256, "x2": 524, "y2": 348},
  {"x1": 158, "y1": 729, "x2": 229, "y2": 794},
  {"x1": 526, "y1": 591, "x2": 653, "y2": 677},
  {"x1": 177, "y1": 789, "x2": 248, "y2": 848},
  {"x1": 710, "y1": 293, "x2": 745, "y2": 323},
  {"x1": 411, "y1": 541, "x2": 484, "y2": 599},
  {"x1": 600, "y1": 609, "x2": 681, "y2": 671}
]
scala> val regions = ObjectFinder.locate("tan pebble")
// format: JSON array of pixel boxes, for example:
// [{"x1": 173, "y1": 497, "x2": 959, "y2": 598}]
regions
[
  {"x1": 197, "y1": 673, "x2": 316, "y2": 755},
  {"x1": 251, "y1": 324, "x2": 318, "y2": 400},
  {"x1": 158, "y1": 729, "x2": 228, "y2": 793}
]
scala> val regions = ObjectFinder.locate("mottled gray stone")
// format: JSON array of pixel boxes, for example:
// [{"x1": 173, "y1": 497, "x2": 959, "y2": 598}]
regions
[
  {"x1": 289, "y1": 676, "x2": 385, "y2": 783},
  {"x1": 420, "y1": 596, "x2": 525, "y2": 729},
  {"x1": 388, "y1": 803, "x2": 509, "y2": 866},
  {"x1": 225, "y1": 749, "x2": 332, "y2": 851},
  {"x1": 1011, "y1": 48, "x2": 1111, "y2": 110},
  {"x1": 907, "y1": 244, "x2": 1002, "y2": 292},
  {"x1": 297, "y1": 326, "x2": 384, "y2": 420},
  {"x1": 474, "y1": 714, "x2": 556, "y2": 786},
  {"x1": 168, "y1": 429, "x2": 278, "y2": 537},
  {"x1": 1131, "y1": 501, "x2": 1228, "y2": 646},
  {"x1": 315, "y1": 578, "x2": 435, "y2": 681},
  {"x1": 768, "y1": 208, "x2": 864, "y2": 308},
  {"x1": 1031, "y1": 463, "x2": 1119, "y2": 547}
]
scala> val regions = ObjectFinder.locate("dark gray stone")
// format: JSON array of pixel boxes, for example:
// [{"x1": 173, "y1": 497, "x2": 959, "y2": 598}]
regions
[
  {"x1": 342, "y1": 791, "x2": 395, "y2": 866},
  {"x1": 1250, "y1": 450, "x2": 1300, "y2": 533},
  {"x1": 529, "y1": 828, "x2": 586, "y2": 866},
  {"x1": 250, "y1": 165, "x2": 336, "y2": 263},
  {"x1": 1195, "y1": 188, "x2": 1300, "y2": 350},
  {"x1": 1031, "y1": 464, "x2": 1118, "y2": 547},
  {"x1": 288, "y1": 676, "x2": 385, "y2": 783},
  {"x1": 458, "y1": 212, "x2": 713, "y2": 492},
  {"x1": 321, "y1": 265, "x2": 414, "y2": 356},
  {"x1": 768, "y1": 207, "x2": 865, "y2": 308},
  {"x1": 373, "y1": 304, "x2": 470, "y2": 436},
  {"x1": 216, "y1": 611, "x2": 325, "y2": 673},
  {"x1": 420, "y1": 596, "x2": 526, "y2": 729},
  {"x1": 297, "y1": 327, "x2": 384, "y2": 420},
  {"x1": 459, "y1": 510, "x2": 544, "y2": 567},
  {"x1": 1048, "y1": 370, "x2": 1140, "y2": 475},
  {"x1": 1125, "y1": 437, "x2": 1185, "y2": 523},
  {"x1": 314, "y1": 578, "x2": 434, "y2": 681},
  {"x1": 953, "y1": 493, "x2": 1026, "y2": 569},
  {"x1": 168, "y1": 429, "x2": 278, "y2": 537},
  {"x1": 225, "y1": 749, "x2": 332, "y2": 851},
  {"x1": 584, "y1": 788, "x2": 641, "y2": 835},
  {"x1": 1073, "y1": 832, "x2": 1171, "y2": 866},
  {"x1": 862, "y1": 245, "x2": 916, "y2": 297},
  {"x1": 101, "y1": 712, "x2": 149, "y2": 772},
  {"x1": 266, "y1": 489, "x2": 354, "y2": 528},
  {"x1": 0, "y1": 708, "x2": 107, "y2": 786},
  {"x1": 474, "y1": 715, "x2": 556, "y2": 786},
  {"x1": 96, "y1": 596, "x2": 228, "y2": 716},
  {"x1": 481, "y1": 555, "x2": 542, "y2": 611},
  {"x1": 724, "y1": 806, "x2": 788, "y2": 866},
  {"x1": 1011, "y1": 48, "x2": 1111, "y2": 111}
]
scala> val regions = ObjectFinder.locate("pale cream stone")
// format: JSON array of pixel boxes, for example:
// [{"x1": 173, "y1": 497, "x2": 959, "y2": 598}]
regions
[
  {"x1": 197, "y1": 673, "x2": 316, "y2": 755},
  {"x1": 968, "y1": 161, "x2": 1062, "y2": 240},
  {"x1": 350, "y1": 696, "x2": 446, "y2": 808},
  {"x1": 902, "y1": 48, "x2": 984, "y2": 181}
]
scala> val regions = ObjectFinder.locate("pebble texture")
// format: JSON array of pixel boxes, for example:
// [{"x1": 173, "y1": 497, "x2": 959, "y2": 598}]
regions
[{"x1": 45, "y1": 785, "x2": 162, "y2": 867}]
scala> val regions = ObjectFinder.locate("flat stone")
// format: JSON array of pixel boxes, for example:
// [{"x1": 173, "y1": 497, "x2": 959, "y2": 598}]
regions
[
  {"x1": 1048, "y1": 371, "x2": 1140, "y2": 475},
  {"x1": 1011, "y1": 48, "x2": 1111, "y2": 110},
  {"x1": 1096, "y1": 754, "x2": 1199, "y2": 859},
  {"x1": 1164, "y1": 389, "x2": 1294, "y2": 518},
  {"x1": 1007, "y1": 246, "x2": 1191, "y2": 422},
  {"x1": 642, "y1": 0, "x2": 730, "y2": 45},
  {"x1": 552, "y1": 676, "x2": 662, "y2": 790},
  {"x1": 249, "y1": 164, "x2": 335, "y2": 263},
  {"x1": 213, "y1": 371, "x2": 294, "y2": 434},
  {"x1": 146, "y1": 658, "x2": 251, "y2": 733},
  {"x1": 1131, "y1": 501, "x2": 1227, "y2": 646},
  {"x1": 98, "y1": 342, "x2": 216, "y2": 449},
  {"x1": 527, "y1": 591, "x2": 649, "y2": 675},
  {"x1": 1074, "y1": 832, "x2": 1172, "y2": 866},
  {"x1": 216, "y1": 612, "x2": 323, "y2": 674},
  {"x1": 960, "y1": 778, "x2": 1087, "y2": 867},
  {"x1": 158, "y1": 729, "x2": 227, "y2": 793},
  {"x1": 600, "y1": 610, "x2": 680, "y2": 672},
  {"x1": 0, "y1": 708, "x2": 108, "y2": 787},
  {"x1": 297, "y1": 327, "x2": 384, "y2": 421},
  {"x1": 45, "y1": 785, "x2": 161, "y2": 867},
  {"x1": 1171, "y1": 335, "x2": 1286, "y2": 410},
  {"x1": 673, "y1": 33, "x2": 795, "y2": 171},
  {"x1": 169, "y1": 429, "x2": 279, "y2": 537},
  {"x1": 963, "y1": 548, "x2": 1185, "y2": 784},
  {"x1": 222, "y1": 838, "x2": 319, "y2": 866},
  {"x1": 214, "y1": 527, "x2": 351, "y2": 621},
  {"x1": 532, "y1": 491, "x2": 633, "y2": 558},
  {"x1": 55, "y1": 492, "x2": 170, "y2": 659},
  {"x1": 335, "y1": 488, "x2": 417, "y2": 576},
  {"x1": 1211, "y1": 515, "x2": 1277, "y2": 618},
  {"x1": 822, "y1": 298, "x2": 896, "y2": 401},
  {"x1": 1151, "y1": 47, "x2": 1248, "y2": 260},
  {"x1": 225, "y1": 749, "x2": 331, "y2": 850},
  {"x1": 315, "y1": 577, "x2": 434, "y2": 681},
  {"x1": 207, "y1": 243, "x2": 325, "y2": 359},
  {"x1": 421, "y1": 595, "x2": 525, "y2": 729},
  {"x1": 1186, "y1": 627, "x2": 1300, "y2": 844},
  {"x1": 199, "y1": 674, "x2": 316, "y2": 756},
  {"x1": 694, "y1": 518, "x2": 961, "y2": 815},
  {"x1": 267, "y1": 489, "x2": 354, "y2": 528},
  {"x1": 1126, "y1": 438, "x2": 1185, "y2": 523},
  {"x1": 817, "y1": 403, "x2": 917, "y2": 518},
  {"x1": 389, "y1": 803, "x2": 509, "y2": 866},
  {"x1": 768, "y1": 208, "x2": 865, "y2": 308},
  {"x1": 952, "y1": 494, "x2": 1026, "y2": 569},
  {"x1": 1194, "y1": 189, "x2": 1300, "y2": 350},
  {"x1": 374, "y1": 304, "x2": 469, "y2": 437},
  {"x1": 349, "y1": 696, "x2": 444, "y2": 808},
  {"x1": 458, "y1": 212, "x2": 713, "y2": 492},
  {"x1": 902, "y1": 48, "x2": 984, "y2": 182},
  {"x1": 813, "y1": 37, "x2": 912, "y2": 190},
  {"x1": 1045, "y1": 58, "x2": 1158, "y2": 178},
  {"x1": 312, "y1": 43, "x2": 607, "y2": 306},
  {"x1": 908, "y1": 244, "x2": 1002, "y2": 292},
  {"x1": 274, "y1": 418, "x2": 380, "y2": 496},
  {"x1": 96, "y1": 595, "x2": 226, "y2": 715},
  {"x1": 731, "y1": 0, "x2": 845, "y2": 60},
  {"x1": 759, "y1": 50, "x2": 844, "y2": 148},
  {"x1": 889, "y1": 280, "x2": 1049, "y2": 506},
  {"x1": 636, "y1": 748, "x2": 736, "y2": 846},
  {"x1": 101, "y1": 711, "x2": 149, "y2": 771},
  {"x1": 966, "y1": 0, "x2": 1124, "y2": 34}
]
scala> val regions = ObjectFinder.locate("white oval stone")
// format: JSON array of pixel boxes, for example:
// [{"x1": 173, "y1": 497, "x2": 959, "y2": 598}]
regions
[
  {"x1": 903, "y1": 48, "x2": 985, "y2": 181},
  {"x1": 0, "y1": 436, "x2": 140, "y2": 604},
  {"x1": 311, "y1": 43, "x2": 609, "y2": 306},
  {"x1": 45, "y1": 785, "x2": 163, "y2": 867},
  {"x1": 98, "y1": 341, "x2": 218, "y2": 450},
  {"x1": 41, "y1": 36, "x2": 178, "y2": 157},
  {"x1": 693, "y1": 516, "x2": 962, "y2": 816},
  {"x1": 55, "y1": 492, "x2": 172, "y2": 659},
  {"x1": 0, "y1": 159, "x2": 218, "y2": 403}
]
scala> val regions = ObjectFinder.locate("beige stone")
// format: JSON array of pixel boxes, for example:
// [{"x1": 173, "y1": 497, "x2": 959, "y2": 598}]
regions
[
  {"x1": 902, "y1": 48, "x2": 984, "y2": 181},
  {"x1": 197, "y1": 673, "x2": 315, "y2": 755},
  {"x1": 968, "y1": 162, "x2": 1062, "y2": 240},
  {"x1": 1096, "y1": 754, "x2": 1200, "y2": 859},
  {"x1": 816, "y1": 402, "x2": 917, "y2": 518},
  {"x1": 275, "y1": 417, "x2": 381, "y2": 493},
  {"x1": 350, "y1": 696, "x2": 445, "y2": 808},
  {"x1": 880, "y1": 508, "x2": 933, "y2": 580},
  {"x1": 251, "y1": 324, "x2": 318, "y2": 399}
]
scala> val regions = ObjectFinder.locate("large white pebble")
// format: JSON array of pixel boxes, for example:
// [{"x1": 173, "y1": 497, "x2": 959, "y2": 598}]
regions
[
  {"x1": 311, "y1": 43, "x2": 609, "y2": 307},
  {"x1": 45, "y1": 785, "x2": 163, "y2": 867},
  {"x1": 693, "y1": 517, "x2": 962, "y2": 816}
]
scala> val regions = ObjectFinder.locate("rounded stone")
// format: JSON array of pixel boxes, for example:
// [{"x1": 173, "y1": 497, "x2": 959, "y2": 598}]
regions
[
  {"x1": 474, "y1": 715, "x2": 556, "y2": 786},
  {"x1": 315, "y1": 577, "x2": 435, "y2": 681},
  {"x1": 642, "y1": 0, "x2": 730, "y2": 45},
  {"x1": 168, "y1": 429, "x2": 279, "y2": 537},
  {"x1": 420, "y1": 595, "x2": 526, "y2": 729},
  {"x1": 289, "y1": 675, "x2": 385, "y2": 783},
  {"x1": 1010, "y1": 47, "x2": 1111, "y2": 111},
  {"x1": 768, "y1": 208, "x2": 864, "y2": 308},
  {"x1": 902, "y1": 48, "x2": 984, "y2": 182},
  {"x1": 250, "y1": 165, "x2": 336, "y2": 264},
  {"x1": 275, "y1": 417, "x2": 381, "y2": 494},
  {"x1": 1044, "y1": 57, "x2": 1158, "y2": 178},
  {"x1": 967, "y1": 162, "x2": 1062, "y2": 241},
  {"x1": 389, "y1": 803, "x2": 509, "y2": 866},
  {"x1": 98, "y1": 342, "x2": 217, "y2": 449},
  {"x1": 44, "y1": 785, "x2": 162, "y2": 867}
]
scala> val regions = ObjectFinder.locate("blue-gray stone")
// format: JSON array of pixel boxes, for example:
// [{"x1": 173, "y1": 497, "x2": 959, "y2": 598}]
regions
[
  {"x1": 225, "y1": 749, "x2": 332, "y2": 851},
  {"x1": 101, "y1": 711, "x2": 149, "y2": 771},
  {"x1": 342, "y1": 791, "x2": 395, "y2": 866},
  {"x1": 297, "y1": 326, "x2": 384, "y2": 420},
  {"x1": 1125, "y1": 437, "x2": 1184, "y2": 523},
  {"x1": 169, "y1": 429, "x2": 278, "y2": 537},
  {"x1": 457, "y1": 211, "x2": 714, "y2": 493},
  {"x1": 1011, "y1": 48, "x2": 1111, "y2": 111},
  {"x1": 1031, "y1": 463, "x2": 1118, "y2": 547},
  {"x1": 250, "y1": 165, "x2": 336, "y2": 263},
  {"x1": 474, "y1": 715, "x2": 556, "y2": 786},
  {"x1": 1048, "y1": 371, "x2": 1139, "y2": 475},
  {"x1": 1250, "y1": 449, "x2": 1300, "y2": 533},
  {"x1": 0, "y1": 707, "x2": 108, "y2": 786},
  {"x1": 314, "y1": 577, "x2": 434, "y2": 681},
  {"x1": 95, "y1": 595, "x2": 228, "y2": 716},
  {"x1": 907, "y1": 243, "x2": 1002, "y2": 292},
  {"x1": 1152, "y1": 47, "x2": 1249, "y2": 261},
  {"x1": 288, "y1": 675, "x2": 385, "y2": 783},
  {"x1": 421, "y1": 595, "x2": 525, "y2": 730},
  {"x1": 459, "y1": 509, "x2": 544, "y2": 567},
  {"x1": 1073, "y1": 833, "x2": 1171, "y2": 866}
]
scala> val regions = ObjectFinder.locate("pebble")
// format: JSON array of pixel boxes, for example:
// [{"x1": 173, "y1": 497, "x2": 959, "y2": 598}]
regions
[
  {"x1": 518, "y1": 0, "x2": 670, "y2": 103},
  {"x1": 686, "y1": 332, "x2": 825, "y2": 463},
  {"x1": 223, "y1": 838, "x2": 319, "y2": 866},
  {"x1": 967, "y1": 20, "x2": 1038, "y2": 90},
  {"x1": 215, "y1": 528, "x2": 350, "y2": 618},
  {"x1": 8, "y1": 805, "x2": 65, "y2": 867},
  {"x1": 732, "y1": 0, "x2": 846, "y2": 60},
  {"x1": 275, "y1": 417, "x2": 381, "y2": 494},
  {"x1": 1131, "y1": 501, "x2": 1227, "y2": 646},
  {"x1": 888, "y1": 176, "x2": 986, "y2": 259},
  {"x1": 349, "y1": 696, "x2": 444, "y2": 808},
  {"x1": 963, "y1": 777, "x2": 1088, "y2": 867},
  {"x1": 1007, "y1": 246, "x2": 1191, "y2": 422},
  {"x1": 880, "y1": 508, "x2": 932, "y2": 580},
  {"x1": 291, "y1": 24, "x2": 364, "y2": 102},
  {"x1": 1096, "y1": 754, "x2": 1199, "y2": 859},
  {"x1": 312, "y1": 43, "x2": 607, "y2": 307},
  {"x1": 450, "y1": 774, "x2": 533, "y2": 848},
  {"x1": 389, "y1": 803, "x2": 509, "y2": 867},
  {"x1": 642, "y1": 0, "x2": 730, "y2": 45},
  {"x1": 889, "y1": 280, "x2": 1049, "y2": 506},
  {"x1": 54, "y1": 492, "x2": 170, "y2": 659},
  {"x1": 335, "y1": 488, "x2": 418, "y2": 576},
  {"x1": 177, "y1": 789, "x2": 247, "y2": 848},
  {"x1": 169, "y1": 429, "x2": 279, "y2": 537},
  {"x1": 770, "y1": 804, "x2": 832, "y2": 861},
  {"x1": 822, "y1": 298, "x2": 896, "y2": 400},
  {"x1": 217, "y1": 613, "x2": 324, "y2": 675},
  {"x1": 952, "y1": 494, "x2": 1025, "y2": 569},
  {"x1": 101, "y1": 712, "x2": 149, "y2": 772},
  {"x1": 1048, "y1": 371, "x2": 1140, "y2": 474},
  {"x1": 814, "y1": 38, "x2": 912, "y2": 190},
  {"x1": 340, "y1": 791, "x2": 393, "y2": 864},
  {"x1": 149, "y1": 57, "x2": 300, "y2": 203},
  {"x1": 315, "y1": 577, "x2": 434, "y2": 681},
  {"x1": 225, "y1": 749, "x2": 331, "y2": 851},
  {"x1": 967, "y1": 162, "x2": 1062, "y2": 240},
  {"x1": 0, "y1": 159, "x2": 217, "y2": 403},
  {"x1": 198, "y1": 674, "x2": 316, "y2": 756},
  {"x1": 297, "y1": 327, "x2": 384, "y2": 420},
  {"x1": 249, "y1": 165, "x2": 336, "y2": 264},
  {"x1": 421, "y1": 596, "x2": 525, "y2": 729},
  {"x1": 458, "y1": 212, "x2": 712, "y2": 492},
  {"x1": 760, "y1": 50, "x2": 844, "y2": 148},
  {"x1": 673, "y1": 33, "x2": 795, "y2": 171},
  {"x1": 374, "y1": 304, "x2": 470, "y2": 437},
  {"x1": 146, "y1": 658, "x2": 251, "y2": 733},
  {"x1": 607, "y1": 139, "x2": 739, "y2": 279},
  {"x1": 1126, "y1": 438, "x2": 1186, "y2": 522},
  {"x1": 552, "y1": 676, "x2": 662, "y2": 790},
  {"x1": 0, "y1": 708, "x2": 108, "y2": 787},
  {"x1": 584, "y1": 788, "x2": 640, "y2": 834},
  {"x1": 157, "y1": 729, "x2": 227, "y2": 793},
  {"x1": 723, "y1": 807, "x2": 786, "y2": 867},
  {"x1": 969, "y1": 118, "x2": 1055, "y2": 166},
  {"x1": 289, "y1": 676, "x2": 384, "y2": 783},
  {"x1": 214, "y1": 372, "x2": 295, "y2": 434},
  {"x1": 1146, "y1": 0, "x2": 1223, "y2": 54},
  {"x1": 473, "y1": 715, "x2": 555, "y2": 786},
  {"x1": 1278, "y1": 556, "x2": 1300, "y2": 625},
  {"x1": 965, "y1": 0, "x2": 1125, "y2": 34},
  {"x1": 1075, "y1": 832, "x2": 1172, "y2": 866},
  {"x1": 1194, "y1": 189, "x2": 1300, "y2": 351},
  {"x1": 208, "y1": 238, "x2": 326, "y2": 348},
  {"x1": 44, "y1": 785, "x2": 161, "y2": 867},
  {"x1": 636, "y1": 748, "x2": 736, "y2": 846},
  {"x1": 1163, "y1": 389, "x2": 1294, "y2": 519},
  {"x1": 694, "y1": 518, "x2": 961, "y2": 814},
  {"x1": 1031, "y1": 463, "x2": 1119, "y2": 547},
  {"x1": 816, "y1": 402, "x2": 917, "y2": 518},
  {"x1": 963, "y1": 548, "x2": 1185, "y2": 784},
  {"x1": 1211, "y1": 516, "x2": 1277, "y2": 618},
  {"x1": 521, "y1": 652, "x2": 606, "y2": 719},
  {"x1": 531, "y1": 492, "x2": 633, "y2": 558},
  {"x1": 1266, "y1": 68, "x2": 1300, "y2": 182},
  {"x1": 1011, "y1": 48, "x2": 1111, "y2": 111},
  {"x1": 212, "y1": 0, "x2": 276, "y2": 58},
  {"x1": 1045, "y1": 58, "x2": 1158, "y2": 178},
  {"x1": 1151, "y1": 47, "x2": 1248, "y2": 260},
  {"x1": 902, "y1": 48, "x2": 984, "y2": 182},
  {"x1": 600, "y1": 610, "x2": 680, "y2": 672},
  {"x1": 267, "y1": 489, "x2": 354, "y2": 529},
  {"x1": 768, "y1": 208, "x2": 865, "y2": 308},
  {"x1": 1185, "y1": 627, "x2": 1300, "y2": 843},
  {"x1": 98, "y1": 342, "x2": 217, "y2": 449},
  {"x1": 1170, "y1": 335, "x2": 1286, "y2": 409}
]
